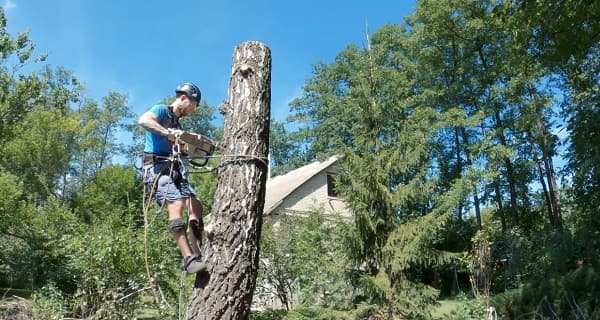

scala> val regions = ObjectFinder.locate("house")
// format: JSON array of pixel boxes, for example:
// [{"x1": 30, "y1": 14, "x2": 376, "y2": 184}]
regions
[{"x1": 263, "y1": 155, "x2": 351, "y2": 222}]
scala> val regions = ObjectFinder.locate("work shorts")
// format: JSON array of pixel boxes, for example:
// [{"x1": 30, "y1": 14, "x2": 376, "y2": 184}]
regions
[{"x1": 143, "y1": 161, "x2": 196, "y2": 206}]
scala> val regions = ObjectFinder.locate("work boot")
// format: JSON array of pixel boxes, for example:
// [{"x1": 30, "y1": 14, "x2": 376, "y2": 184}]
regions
[{"x1": 183, "y1": 255, "x2": 207, "y2": 274}]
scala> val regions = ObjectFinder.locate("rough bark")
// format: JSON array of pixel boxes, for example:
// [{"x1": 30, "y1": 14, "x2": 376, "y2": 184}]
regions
[{"x1": 186, "y1": 41, "x2": 271, "y2": 320}]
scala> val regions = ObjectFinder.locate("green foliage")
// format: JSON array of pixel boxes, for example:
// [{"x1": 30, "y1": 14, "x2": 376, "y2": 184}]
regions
[
  {"x1": 65, "y1": 225, "x2": 146, "y2": 319},
  {"x1": 0, "y1": 171, "x2": 25, "y2": 236},
  {"x1": 29, "y1": 283, "x2": 69, "y2": 319},
  {"x1": 260, "y1": 304, "x2": 386, "y2": 320},
  {"x1": 284, "y1": 306, "x2": 350, "y2": 320},
  {"x1": 74, "y1": 92, "x2": 135, "y2": 175},
  {"x1": 269, "y1": 119, "x2": 309, "y2": 176},
  {"x1": 445, "y1": 293, "x2": 487, "y2": 320},
  {"x1": 0, "y1": 196, "x2": 82, "y2": 290},
  {"x1": 0, "y1": 9, "x2": 48, "y2": 144},
  {"x1": 492, "y1": 265, "x2": 600, "y2": 319},
  {"x1": 72, "y1": 165, "x2": 142, "y2": 224},
  {"x1": 188, "y1": 167, "x2": 218, "y2": 215},
  {"x1": 2, "y1": 108, "x2": 79, "y2": 202},
  {"x1": 250, "y1": 308, "x2": 288, "y2": 320},
  {"x1": 563, "y1": 42, "x2": 600, "y2": 224},
  {"x1": 257, "y1": 211, "x2": 352, "y2": 310}
]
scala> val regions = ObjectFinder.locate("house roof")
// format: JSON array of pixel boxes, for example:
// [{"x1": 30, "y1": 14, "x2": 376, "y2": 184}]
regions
[{"x1": 264, "y1": 156, "x2": 338, "y2": 215}]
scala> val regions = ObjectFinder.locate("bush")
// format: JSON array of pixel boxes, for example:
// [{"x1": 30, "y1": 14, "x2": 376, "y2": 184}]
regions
[
  {"x1": 250, "y1": 308, "x2": 288, "y2": 320},
  {"x1": 492, "y1": 264, "x2": 600, "y2": 319},
  {"x1": 445, "y1": 293, "x2": 487, "y2": 320},
  {"x1": 284, "y1": 306, "x2": 352, "y2": 320}
]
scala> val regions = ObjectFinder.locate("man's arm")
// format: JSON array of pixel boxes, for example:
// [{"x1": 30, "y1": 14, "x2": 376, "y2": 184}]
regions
[{"x1": 138, "y1": 111, "x2": 169, "y2": 137}]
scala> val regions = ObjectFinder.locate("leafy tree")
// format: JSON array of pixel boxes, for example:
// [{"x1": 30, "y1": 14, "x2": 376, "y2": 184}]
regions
[
  {"x1": 0, "y1": 171, "x2": 27, "y2": 287},
  {"x1": 257, "y1": 214, "x2": 300, "y2": 310},
  {"x1": 77, "y1": 92, "x2": 135, "y2": 172},
  {"x1": 257, "y1": 211, "x2": 351, "y2": 310},
  {"x1": 269, "y1": 120, "x2": 307, "y2": 177},
  {"x1": 293, "y1": 212, "x2": 351, "y2": 308},
  {"x1": 289, "y1": 24, "x2": 463, "y2": 318},
  {"x1": 2, "y1": 108, "x2": 79, "y2": 203},
  {"x1": 0, "y1": 8, "x2": 48, "y2": 145}
]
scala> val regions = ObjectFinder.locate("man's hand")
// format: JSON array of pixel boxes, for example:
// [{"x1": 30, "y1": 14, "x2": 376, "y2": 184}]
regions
[{"x1": 167, "y1": 128, "x2": 184, "y2": 141}]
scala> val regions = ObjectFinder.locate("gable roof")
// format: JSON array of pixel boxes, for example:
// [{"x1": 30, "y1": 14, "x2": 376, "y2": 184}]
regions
[{"x1": 264, "y1": 156, "x2": 338, "y2": 215}]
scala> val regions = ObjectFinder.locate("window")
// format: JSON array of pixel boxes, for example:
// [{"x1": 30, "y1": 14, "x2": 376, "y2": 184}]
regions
[{"x1": 327, "y1": 173, "x2": 339, "y2": 197}]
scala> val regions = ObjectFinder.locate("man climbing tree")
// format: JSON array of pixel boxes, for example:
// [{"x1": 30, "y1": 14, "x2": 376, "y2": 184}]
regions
[
  {"x1": 138, "y1": 82, "x2": 208, "y2": 274},
  {"x1": 186, "y1": 41, "x2": 271, "y2": 319}
]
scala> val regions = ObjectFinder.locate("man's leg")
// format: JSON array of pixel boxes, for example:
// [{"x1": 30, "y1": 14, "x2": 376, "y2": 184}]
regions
[
  {"x1": 167, "y1": 199, "x2": 193, "y2": 258},
  {"x1": 187, "y1": 197, "x2": 203, "y2": 256},
  {"x1": 166, "y1": 199, "x2": 205, "y2": 273}
]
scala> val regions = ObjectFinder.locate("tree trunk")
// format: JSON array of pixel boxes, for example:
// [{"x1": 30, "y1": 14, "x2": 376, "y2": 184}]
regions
[
  {"x1": 527, "y1": 82, "x2": 562, "y2": 229},
  {"x1": 186, "y1": 41, "x2": 271, "y2": 320},
  {"x1": 454, "y1": 127, "x2": 464, "y2": 221},
  {"x1": 460, "y1": 127, "x2": 482, "y2": 229},
  {"x1": 493, "y1": 109, "x2": 519, "y2": 226}
]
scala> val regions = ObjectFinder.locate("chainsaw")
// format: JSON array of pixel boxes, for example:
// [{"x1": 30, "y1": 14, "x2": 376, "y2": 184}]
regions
[{"x1": 177, "y1": 131, "x2": 217, "y2": 167}]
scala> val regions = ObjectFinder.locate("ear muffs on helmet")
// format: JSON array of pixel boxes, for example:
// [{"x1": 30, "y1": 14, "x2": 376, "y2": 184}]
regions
[{"x1": 175, "y1": 82, "x2": 201, "y2": 102}]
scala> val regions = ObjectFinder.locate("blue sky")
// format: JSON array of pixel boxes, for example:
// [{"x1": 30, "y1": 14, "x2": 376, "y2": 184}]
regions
[{"x1": 3, "y1": 0, "x2": 415, "y2": 123}]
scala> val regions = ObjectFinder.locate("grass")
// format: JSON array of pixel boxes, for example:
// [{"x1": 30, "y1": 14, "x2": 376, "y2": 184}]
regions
[{"x1": 431, "y1": 299, "x2": 464, "y2": 319}]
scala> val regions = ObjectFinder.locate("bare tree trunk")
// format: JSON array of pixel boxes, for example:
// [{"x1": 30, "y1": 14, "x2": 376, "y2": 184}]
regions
[
  {"x1": 454, "y1": 127, "x2": 464, "y2": 221},
  {"x1": 527, "y1": 82, "x2": 562, "y2": 229},
  {"x1": 482, "y1": 123, "x2": 507, "y2": 232},
  {"x1": 187, "y1": 41, "x2": 271, "y2": 320},
  {"x1": 460, "y1": 127, "x2": 482, "y2": 229},
  {"x1": 493, "y1": 180, "x2": 507, "y2": 232},
  {"x1": 493, "y1": 109, "x2": 519, "y2": 226}
]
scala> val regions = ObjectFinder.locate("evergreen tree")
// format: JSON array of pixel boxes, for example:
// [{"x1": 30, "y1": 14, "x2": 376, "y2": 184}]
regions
[{"x1": 290, "y1": 24, "x2": 461, "y2": 318}]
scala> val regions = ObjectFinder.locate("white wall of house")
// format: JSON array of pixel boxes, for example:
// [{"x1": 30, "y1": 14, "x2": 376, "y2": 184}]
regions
[{"x1": 269, "y1": 170, "x2": 351, "y2": 220}]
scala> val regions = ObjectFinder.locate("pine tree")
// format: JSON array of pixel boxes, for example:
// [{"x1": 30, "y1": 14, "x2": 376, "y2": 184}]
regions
[{"x1": 290, "y1": 24, "x2": 461, "y2": 318}]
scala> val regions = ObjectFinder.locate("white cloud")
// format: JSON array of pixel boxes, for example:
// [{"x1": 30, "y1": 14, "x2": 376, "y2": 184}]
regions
[{"x1": 3, "y1": 0, "x2": 16, "y2": 10}]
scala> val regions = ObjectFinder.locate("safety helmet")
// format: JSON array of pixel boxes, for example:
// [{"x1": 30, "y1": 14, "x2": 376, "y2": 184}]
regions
[{"x1": 175, "y1": 82, "x2": 201, "y2": 102}]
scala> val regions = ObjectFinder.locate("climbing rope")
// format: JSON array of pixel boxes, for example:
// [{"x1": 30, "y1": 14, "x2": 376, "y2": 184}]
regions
[
  {"x1": 178, "y1": 271, "x2": 186, "y2": 320},
  {"x1": 139, "y1": 135, "x2": 268, "y2": 317},
  {"x1": 187, "y1": 154, "x2": 269, "y2": 174},
  {"x1": 141, "y1": 148, "x2": 179, "y2": 308}
]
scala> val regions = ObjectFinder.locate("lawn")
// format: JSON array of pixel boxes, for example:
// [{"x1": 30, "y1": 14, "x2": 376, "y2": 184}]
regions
[{"x1": 431, "y1": 299, "x2": 464, "y2": 319}]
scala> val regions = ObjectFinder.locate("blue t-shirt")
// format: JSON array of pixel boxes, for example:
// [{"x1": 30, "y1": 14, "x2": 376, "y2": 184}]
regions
[{"x1": 143, "y1": 104, "x2": 182, "y2": 155}]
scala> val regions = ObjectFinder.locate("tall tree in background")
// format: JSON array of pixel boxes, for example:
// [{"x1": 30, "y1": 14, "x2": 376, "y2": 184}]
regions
[
  {"x1": 407, "y1": 0, "x2": 496, "y2": 228},
  {"x1": 0, "y1": 28, "x2": 82, "y2": 204},
  {"x1": 68, "y1": 92, "x2": 134, "y2": 220},
  {"x1": 268, "y1": 119, "x2": 308, "y2": 176},
  {"x1": 73, "y1": 93, "x2": 132, "y2": 177},
  {"x1": 290, "y1": 24, "x2": 461, "y2": 318},
  {"x1": 521, "y1": 0, "x2": 600, "y2": 248},
  {"x1": 0, "y1": 9, "x2": 47, "y2": 146}
]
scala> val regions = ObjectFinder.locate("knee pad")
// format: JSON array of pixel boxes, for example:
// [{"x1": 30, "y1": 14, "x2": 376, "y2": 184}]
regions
[
  {"x1": 168, "y1": 218, "x2": 185, "y2": 232},
  {"x1": 189, "y1": 219, "x2": 203, "y2": 240}
]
